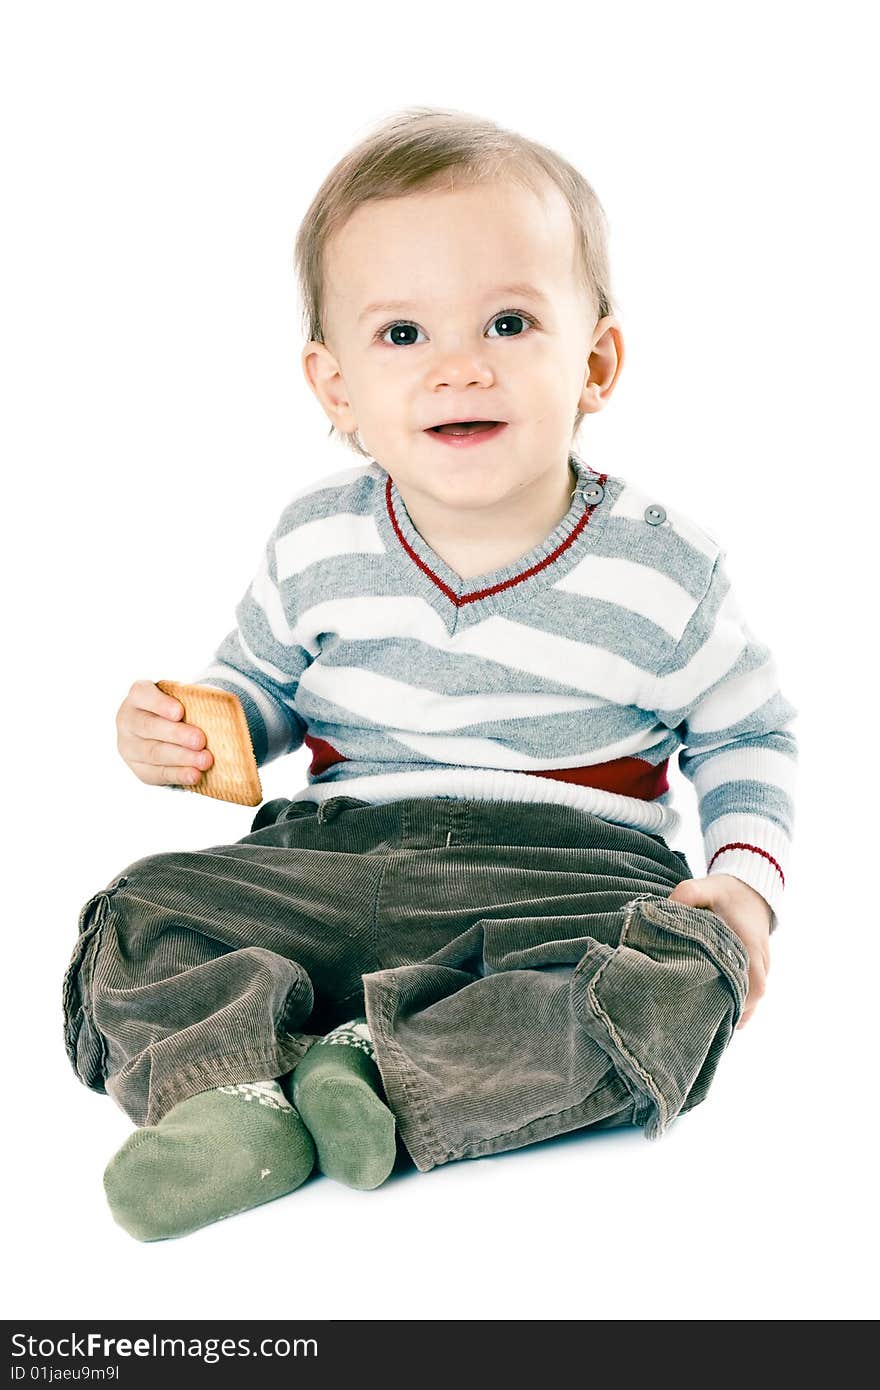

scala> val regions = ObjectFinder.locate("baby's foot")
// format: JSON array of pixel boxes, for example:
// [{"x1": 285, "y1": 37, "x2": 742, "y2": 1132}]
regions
[
  {"x1": 103, "y1": 1080, "x2": 315, "y2": 1241},
  {"x1": 288, "y1": 1020, "x2": 397, "y2": 1190}
]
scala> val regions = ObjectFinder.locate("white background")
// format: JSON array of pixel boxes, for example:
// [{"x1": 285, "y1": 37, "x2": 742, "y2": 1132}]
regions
[{"x1": 3, "y1": 0, "x2": 877, "y2": 1322}]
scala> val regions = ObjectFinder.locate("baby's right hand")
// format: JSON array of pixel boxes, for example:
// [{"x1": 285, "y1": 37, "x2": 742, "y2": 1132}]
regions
[{"x1": 116, "y1": 679, "x2": 214, "y2": 788}]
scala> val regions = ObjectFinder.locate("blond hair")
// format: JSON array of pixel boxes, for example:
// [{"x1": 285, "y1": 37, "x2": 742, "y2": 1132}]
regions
[{"x1": 293, "y1": 106, "x2": 616, "y2": 459}]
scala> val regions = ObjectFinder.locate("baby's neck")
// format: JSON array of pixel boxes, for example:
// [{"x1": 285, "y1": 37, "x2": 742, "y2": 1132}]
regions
[{"x1": 398, "y1": 461, "x2": 578, "y2": 581}]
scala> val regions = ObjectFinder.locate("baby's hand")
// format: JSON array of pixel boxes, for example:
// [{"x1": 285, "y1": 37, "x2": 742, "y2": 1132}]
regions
[
  {"x1": 667, "y1": 874, "x2": 771, "y2": 1030},
  {"x1": 115, "y1": 679, "x2": 214, "y2": 788}
]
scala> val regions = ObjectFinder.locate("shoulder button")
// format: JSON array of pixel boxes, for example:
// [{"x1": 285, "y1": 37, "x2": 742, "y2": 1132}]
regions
[{"x1": 581, "y1": 482, "x2": 605, "y2": 506}]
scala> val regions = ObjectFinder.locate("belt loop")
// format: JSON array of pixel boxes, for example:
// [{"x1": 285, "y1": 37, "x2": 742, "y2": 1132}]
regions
[{"x1": 317, "y1": 794, "x2": 370, "y2": 825}]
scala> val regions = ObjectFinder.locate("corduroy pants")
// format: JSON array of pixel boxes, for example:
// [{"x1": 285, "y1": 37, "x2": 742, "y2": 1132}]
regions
[{"x1": 62, "y1": 795, "x2": 750, "y2": 1170}]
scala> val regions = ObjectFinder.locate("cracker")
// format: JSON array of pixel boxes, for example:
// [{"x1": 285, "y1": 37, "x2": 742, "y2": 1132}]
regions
[{"x1": 156, "y1": 680, "x2": 263, "y2": 807}]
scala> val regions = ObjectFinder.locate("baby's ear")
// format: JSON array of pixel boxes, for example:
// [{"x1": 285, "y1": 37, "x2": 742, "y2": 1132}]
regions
[
  {"x1": 301, "y1": 338, "x2": 331, "y2": 393},
  {"x1": 580, "y1": 318, "x2": 625, "y2": 413},
  {"x1": 301, "y1": 340, "x2": 357, "y2": 433}
]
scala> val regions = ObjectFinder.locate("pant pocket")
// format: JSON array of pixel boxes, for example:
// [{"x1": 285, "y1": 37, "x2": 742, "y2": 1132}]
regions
[{"x1": 569, "y1": 893, "x2": 749, "y2": 1139}]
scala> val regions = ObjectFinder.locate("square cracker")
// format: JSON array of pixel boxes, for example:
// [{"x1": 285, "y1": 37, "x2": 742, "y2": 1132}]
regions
[{"x1": 156, "y1": 680, "x2": 263, "y2": 807}]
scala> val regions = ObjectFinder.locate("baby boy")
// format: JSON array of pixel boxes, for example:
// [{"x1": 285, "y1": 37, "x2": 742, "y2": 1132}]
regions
[{"x1": 64, "y1": 106, "x2": 797, "y2": 1240}]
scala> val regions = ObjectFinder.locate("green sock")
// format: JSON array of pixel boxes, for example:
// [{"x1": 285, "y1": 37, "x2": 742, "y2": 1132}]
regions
[
  {"x1": 103, "y1": 1080, "x2": 315, "y2": 1241},
  {"x1": 288, "y1": 1019, "x2": 397, "y2": 1191}
]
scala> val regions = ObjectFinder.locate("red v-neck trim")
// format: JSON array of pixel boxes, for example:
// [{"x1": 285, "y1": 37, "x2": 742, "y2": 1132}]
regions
[{"x1": 384, "y1": 472, "x2": 609, "y2": 608}]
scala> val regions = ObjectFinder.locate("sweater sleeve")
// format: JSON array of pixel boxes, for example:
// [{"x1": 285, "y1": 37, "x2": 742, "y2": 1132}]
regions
[
  {"x1": 189, "y1": 506, "x2": 314, "y2": 768},
  {"x1": 651, "y1": 551, "x2": 798, "y2": 930}
]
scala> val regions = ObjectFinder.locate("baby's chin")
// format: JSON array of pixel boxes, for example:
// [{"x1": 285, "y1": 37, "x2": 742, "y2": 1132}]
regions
[{"x1": 396, "y1": 462, "x2": 534, "y2": 514}]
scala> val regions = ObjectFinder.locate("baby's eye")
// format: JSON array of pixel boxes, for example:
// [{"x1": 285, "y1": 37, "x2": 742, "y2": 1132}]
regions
[
  {"x1": 380, "y1": 323, "x2": 426, "y2": 347},
  {"x1": 486, "y1": 311, "x2": 535, "y2": 338}
]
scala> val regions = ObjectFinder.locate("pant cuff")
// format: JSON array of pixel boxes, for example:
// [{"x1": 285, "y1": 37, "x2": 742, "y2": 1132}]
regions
[
  {"x1": 110, "y1": 1034, "x2": 318, "y2": 1128},
  {"x1": 364, "y1": 971, "x2": 635, "y2": 1171}
]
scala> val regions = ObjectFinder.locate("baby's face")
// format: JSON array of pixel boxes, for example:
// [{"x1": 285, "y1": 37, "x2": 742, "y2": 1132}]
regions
[{"x1": 304, "y1": 176, "x2": 620, "y2": 511}]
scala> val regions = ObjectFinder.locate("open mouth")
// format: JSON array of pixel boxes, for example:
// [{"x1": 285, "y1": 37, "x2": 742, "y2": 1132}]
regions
[{"x1": 426, "y1": 420, "x2": 505, "y2": 436}]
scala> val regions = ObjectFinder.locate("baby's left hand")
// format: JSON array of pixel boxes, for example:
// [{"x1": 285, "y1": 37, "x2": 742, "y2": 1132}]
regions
[{"x1": 667, "y1": 874, "x2": 771, "y2": 1030}]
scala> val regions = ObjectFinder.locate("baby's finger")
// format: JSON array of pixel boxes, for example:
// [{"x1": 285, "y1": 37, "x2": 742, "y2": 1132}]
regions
[
  {"x1": 119, "y1": 732, "x2": 213, "y2": 772},
  {"x1": 736, "y1": 961, "x2": 768, "y2": 1029},
  {"x1": 126, "y1": 707, "x2": 208, "y2": 751},
  {"x1": 128, "y1": 759, "x2": 206, "y2": 788},
  {"x1": 127, "y1": 680, "x2": 185, "y2": 722}
]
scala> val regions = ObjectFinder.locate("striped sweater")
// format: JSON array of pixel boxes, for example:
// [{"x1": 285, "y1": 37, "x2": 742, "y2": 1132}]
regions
[{"x1": 195, "y1": 450, "x2": 797, "y2": 924}]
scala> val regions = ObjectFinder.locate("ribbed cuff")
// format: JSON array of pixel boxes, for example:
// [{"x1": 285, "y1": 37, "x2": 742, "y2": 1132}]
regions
[
  {"x1": 703, "y1": 813, "x2": 790, "y2": 931},
  {"x1": 707, "y1": 846, "x2": 784, "y2": 931}
]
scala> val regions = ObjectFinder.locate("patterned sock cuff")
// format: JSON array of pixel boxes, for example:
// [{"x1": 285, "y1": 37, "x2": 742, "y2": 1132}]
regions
[
  {"x1": 317, "y1": 1018, "x2": 375, "y2": 1060},
  {"x1": 215, "y1": 1079, "x2": 294, "y2": 1110}
]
